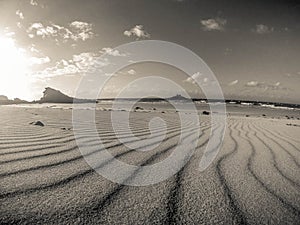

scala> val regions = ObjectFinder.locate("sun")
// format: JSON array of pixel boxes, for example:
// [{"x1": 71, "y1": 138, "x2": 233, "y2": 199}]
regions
[{"x1": 0, "y1": 36, "x2": 32, "y2": 100}]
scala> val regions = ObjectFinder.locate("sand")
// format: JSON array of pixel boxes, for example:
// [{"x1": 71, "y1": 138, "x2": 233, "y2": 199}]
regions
[{"x1": 0, "y1": 103, "x2": 299, "y2": 224}]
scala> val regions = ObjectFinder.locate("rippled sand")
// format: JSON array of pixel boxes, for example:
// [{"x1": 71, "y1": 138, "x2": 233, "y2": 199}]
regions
[{"x1": 0, "y1": 105, "x2": 299, "y2": 224}]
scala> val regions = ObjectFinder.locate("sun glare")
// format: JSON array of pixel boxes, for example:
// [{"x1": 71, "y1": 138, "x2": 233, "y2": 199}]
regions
[{"x1": 0, "y1": 36, "x2": 32, "y2": 100}]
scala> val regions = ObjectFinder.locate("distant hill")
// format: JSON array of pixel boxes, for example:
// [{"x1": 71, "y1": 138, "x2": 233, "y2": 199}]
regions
[
  {"x1": 39, "y1": 87, "x2": 97, "y2": 103},
  {"x1": 0, "y1": 95, "x2": 28, "y2": 105},
  {"x1": 0, "y1": 95, "x2": 8, "y2": 101},
  {"x1": 168, "y1": 94, "x2": 190, "y2": 101}
]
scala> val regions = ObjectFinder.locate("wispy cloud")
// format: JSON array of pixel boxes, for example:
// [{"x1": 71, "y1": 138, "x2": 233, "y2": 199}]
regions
[
  {"x1": 124, "y1": 25, "x2": 150, "y2": 39},
  {"x1": 26, "y1": 21, "x2": 94, "y2": 42},
  {"x1": 127, "y1": 69, "x2": 136, "y2": 75},
  {"x1": 245, "y1": 81, "x2": 284, "y2": 90},
  {"x1": 246, "y1": 81, "x2": 259, "y2": 87},
  {"x1": 185, "y1": 72, "x2": 202, "y2": 84},
  {"x1": 29, "y1": 56, "x2": 50, "y2": 65},
  {"x1": 27, "y1": 23, "x2": 71, "y2": 39},
  {"x1": 69, "y1": 21, "x2": 94, "y2": 41},
  {"x1": 30, "y1": 0, "x2": 38, "y2": 6},
  {"x1": 200, "y1": 18, "x2": 227, "y2": 31},
  {"x1": 184, "y1": 72, "x2": 210, "y2": 85},
  {"x1": 100, "y1": 47, "x2": 127, "y2": 57},
  {"x1": 228, "y1": 80, "x2": 238, "y2": 86},
  {"x1": 16, "y1": 10, "x2": 24, "y2": 20},
  {"x1": 33, "y1": 52, "x2": 108, "y2": 78},
  {"x1": 253, "y1": 24, "x2": 274, "y2": 34}
]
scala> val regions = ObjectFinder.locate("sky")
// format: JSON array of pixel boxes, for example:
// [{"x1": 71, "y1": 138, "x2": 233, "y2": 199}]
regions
[{"x1": 0, "y1": 0, "x2": 299, "y2": 103}]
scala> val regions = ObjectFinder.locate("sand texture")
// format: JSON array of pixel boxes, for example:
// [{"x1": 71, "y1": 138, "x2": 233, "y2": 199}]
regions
[{"x1": 0, "y1": 105, "x2": 299, "y2": 224}]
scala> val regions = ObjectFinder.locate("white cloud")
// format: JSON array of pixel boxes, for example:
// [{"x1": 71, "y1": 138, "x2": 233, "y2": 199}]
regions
[
  {"x1": 27, "y1": 23, "x2": 67, "y2": 39},
  {"x1": 124, "y1": 25, "x2": 150, "y2": 39},
  {"x1": 16, "y1": 10, "x2": 24, "y2": 20},
  {"x1": 27, "y1": 21, "x2": 94, "y2": 42},
  {"x1": 253, "y1": 24, "x2": 274, "y2": 34},
  {"x1": 245, "y1": 81, "x2": 285, "y2": 90},
  {"x1": 228, "y1": 80, "x2": 238, "y2": 86},
  {"x1": 72, "y1": 52, "x2": 107, "y2": 71},
  {"x1": 246, "y1": 81, "x2": 259, "y2": 87},
  {"x1": 30, "y1": 0, "x2": 38, "y2": 6},
  {"x1": 101, "y1": 47, "x2": 127, "y2": 56},
  {"x1": 29, "y1": 56, "x2": 50, "y2": 65},
  {"x1": 185, "y1": 72, "x2": 203, "y2": 84},
  {"x1": 69, "y1": 21, "x2": 94, "y2": 41},
  {"x1": 127, "y1": 69, "x2": 136, "y2": 75},
  {"x1": 4, "y1": 30, "x2": 15, "y2": 37},
  {"x1": 34, "y1": 52, "x2": 108, "y2": 78},
  {"x1": 17, "y1": 22, "x2": 22, "y2": 28},
  {"x1": 29, "y1": 44, "x2": 40, "y2": 53},
  {"x1": 200, "y1": 18, "x2": 227, "y2": 31}
]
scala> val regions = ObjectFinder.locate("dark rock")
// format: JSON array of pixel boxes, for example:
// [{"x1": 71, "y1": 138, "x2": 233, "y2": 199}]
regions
[
  {"x1": 31, "y1": 121, "x2": 44, "y2": 127},
  {"x1": 40, "y1": 87, "x2": 73, "y2": 103}
]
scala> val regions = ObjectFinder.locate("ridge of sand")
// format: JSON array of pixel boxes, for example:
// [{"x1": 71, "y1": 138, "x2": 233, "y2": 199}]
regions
[{"x1": 0, "y1": 105, "x2": 299, "y2": 224}]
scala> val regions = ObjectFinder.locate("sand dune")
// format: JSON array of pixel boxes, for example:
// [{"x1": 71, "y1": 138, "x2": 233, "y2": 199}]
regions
[{"x1": 0, "y1": 105, "x2": 299, "y2": 224}]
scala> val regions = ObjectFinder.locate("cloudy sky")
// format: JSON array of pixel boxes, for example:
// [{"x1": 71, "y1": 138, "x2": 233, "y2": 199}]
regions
[{"x1": 0, "y1": 0, "x2": 299, "y2": 103}]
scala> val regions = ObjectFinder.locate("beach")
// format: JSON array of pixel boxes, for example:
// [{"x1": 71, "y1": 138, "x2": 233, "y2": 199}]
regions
[{"x1": 0, "y1": 103, "x2": 299, "y2": 224}]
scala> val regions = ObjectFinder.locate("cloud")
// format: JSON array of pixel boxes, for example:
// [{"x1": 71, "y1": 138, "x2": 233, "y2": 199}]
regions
[
  {"x1": 33, "y1": 52, "x2": 108, "y2": 78},
  {"x1": 253, "y1": 24, "x2": 274, "y2": 34},
  {"x1": 29, "y1": 56, "x2": 50, "y2": 65},
  {"x1": 30, "y1": 0, "x2": 38, "y2": 6},
  {"x1": 101, "y1": 47, "x2": 127, "y2": 56},
  {"x1": 246, "y1": 81, "x2": 258, "y2": 87},
  {"x1": 184, "y1": 72, "x2": 210, "y2": 85},
  {"x1": 72, "y1": 52, "x2": 107, "y2": 72},
  {"x1": 16, "y1": 10, "x2": 24, "y2": 20},
  {"x1": 185, "y1": 72, "x2": 202, "y2": 84},
  {"x1": 228, "y1": 80, "x2": 238, "y2": 86},
  {"x1": 16, "y1": 22, "x2": 22, "y2": 29},
  {"x1": 127, "y1": 69, "x2": 136, "y2": 75},
  {"x1": 27, "y1": 21, "x2": 94, "y2": 42},
  {"x1": 245, "y1": 81, "x2": 284, "y2": 90},
  {"x1": 200, "y1": 18, "x2": 227, "y2": 31},
  {"x1": 29, "y1": 44, "x2": 40, "y2": 53},
  {"x1": 124, "y1": 25, "x2": 150, "y2": 39},
  {"x1": 27, "y1": 23, "x2": 70, "y2": 39},
  {"x1": 69, "y1": 21, "x2": 94, "y2": 41}
]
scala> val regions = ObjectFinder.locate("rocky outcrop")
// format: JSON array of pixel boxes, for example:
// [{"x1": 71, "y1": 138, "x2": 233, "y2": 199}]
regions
[
  {"x1": 40, "y1": 87, "x2": 74, "y2": 103},
  {"x1": 39, "y1": 87, "x2": 97, "y2": 103}
]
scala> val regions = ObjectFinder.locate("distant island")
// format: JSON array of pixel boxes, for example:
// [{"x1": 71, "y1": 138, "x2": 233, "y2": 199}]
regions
[{"x1": 0, "y1": 87, "x2": 299, "y2": 109}]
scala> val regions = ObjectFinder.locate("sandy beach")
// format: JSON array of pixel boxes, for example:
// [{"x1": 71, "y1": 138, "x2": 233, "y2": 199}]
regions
[{"x1": 0, "y1": 104, "x2": 299, "y2": 224}]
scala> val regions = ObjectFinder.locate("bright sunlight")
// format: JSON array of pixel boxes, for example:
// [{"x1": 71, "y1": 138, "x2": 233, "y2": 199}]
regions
[{"x1": 0, "y1": 36, "x2": 32, "y2": 100}]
